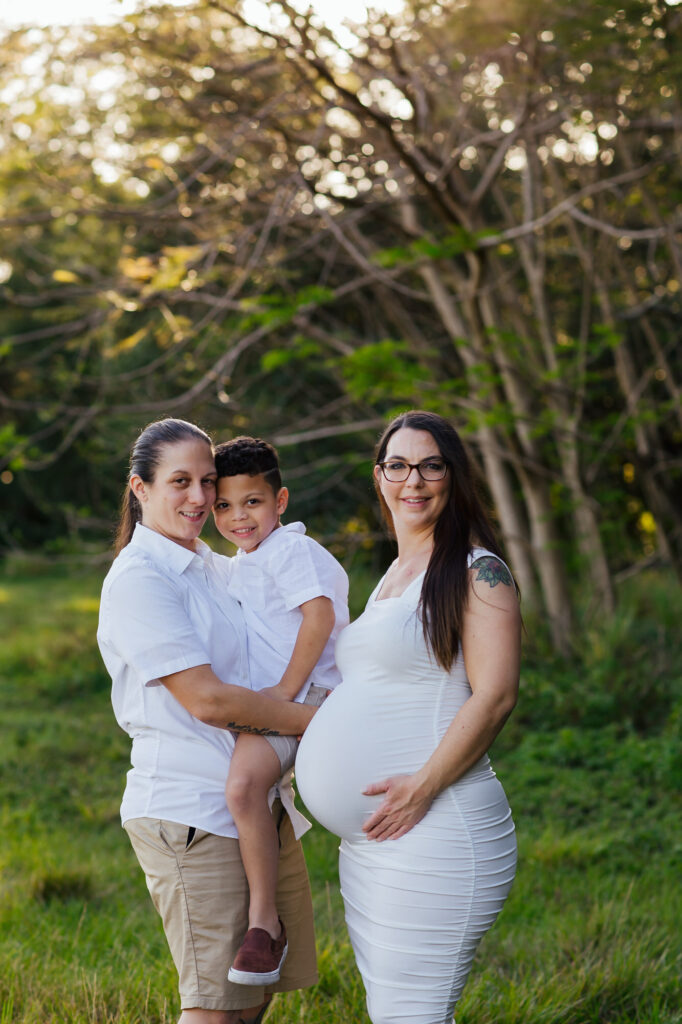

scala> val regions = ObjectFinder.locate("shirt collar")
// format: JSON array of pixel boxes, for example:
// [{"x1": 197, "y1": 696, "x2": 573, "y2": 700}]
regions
[
  {"x1": 130, "y1": 522, "x2": 211, "y2": 575},
  {"x1": 234, "y1": 520, "x2": 306, "y2": 559},
  {"x1": 278, "y1": 521, "x2": 306, "y2": 536}
]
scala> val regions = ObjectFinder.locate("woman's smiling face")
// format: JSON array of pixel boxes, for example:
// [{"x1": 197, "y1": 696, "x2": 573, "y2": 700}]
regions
[
  {"x1": 374, "y1": 427, "x2": 450, "y2": 536},
  {"x1": 131, "y1": 438, "x2": 217, "y2": 551}
]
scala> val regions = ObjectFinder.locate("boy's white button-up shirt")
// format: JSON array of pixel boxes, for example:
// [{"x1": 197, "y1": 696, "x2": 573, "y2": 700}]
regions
[
  {"x1": 227, "y1": 522, "x2": 350, "y2": 700},
  {"x1": 97, "y1": 523, "x2": 250, "y2": 838}
]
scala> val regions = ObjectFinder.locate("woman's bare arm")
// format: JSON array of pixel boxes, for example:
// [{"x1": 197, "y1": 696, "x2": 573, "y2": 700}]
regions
[
  {"x1": 362, "y1": 560, "x2": 520, "y2": 840},
  {"x1": 161, "y1": 665, "x2": 317, "y2": 734}
]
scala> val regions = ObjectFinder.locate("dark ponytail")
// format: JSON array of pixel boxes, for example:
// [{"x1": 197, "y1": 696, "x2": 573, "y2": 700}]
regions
[
  {"x1": 114, "y1": 418, "x2": 212, "y2": 555},
  {"x1": 374, "y1": 410, "x2": 510, "y2": 671}
]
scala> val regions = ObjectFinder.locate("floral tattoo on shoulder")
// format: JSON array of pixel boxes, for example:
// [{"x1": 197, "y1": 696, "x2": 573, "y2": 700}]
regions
[{"x1": 472, "y1": 556, "x2": 513, "y2": 588}]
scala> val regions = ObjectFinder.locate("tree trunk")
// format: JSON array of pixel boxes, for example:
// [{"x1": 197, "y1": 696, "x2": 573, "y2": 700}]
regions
[
  {"x1": 399, "y1": 202, "x2": 558, "y2": 625},
  {"x1": 489, "y1": 173, "x2": 616, "y2": 613},
  {"x1": 594, "y1": 279, "x2": 682, "y2": 578}
]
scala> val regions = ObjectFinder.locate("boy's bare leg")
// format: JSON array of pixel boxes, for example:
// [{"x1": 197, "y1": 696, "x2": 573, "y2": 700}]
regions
[{"x1": 225, "y1": 734, "x2": 285, "y2": 939}]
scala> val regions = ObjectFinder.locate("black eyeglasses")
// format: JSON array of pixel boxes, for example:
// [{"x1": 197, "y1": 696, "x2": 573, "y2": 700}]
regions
[{"x1": 377, "y1": 458, "x2": 449, "y2": 482}]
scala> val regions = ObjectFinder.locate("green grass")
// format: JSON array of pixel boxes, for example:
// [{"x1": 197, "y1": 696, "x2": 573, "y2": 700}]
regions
[{"x1": 0, "y1": 564, "x2": 680, "y2": 1022}]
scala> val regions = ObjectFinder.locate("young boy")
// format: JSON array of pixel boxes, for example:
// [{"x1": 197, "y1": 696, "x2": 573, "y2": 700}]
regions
[{"x1": 213, "y1": 436, "x2": 349, "y2": 987}]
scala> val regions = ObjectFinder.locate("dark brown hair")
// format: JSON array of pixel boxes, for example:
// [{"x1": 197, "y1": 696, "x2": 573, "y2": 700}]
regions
[
  {"x1": 374, "y1": 410, "x2": 508, "y2": 671},
  {"x1": 214, "y1": 436, "x2": 282, "y2": 495},
  {"x1": 114, "y1": 418, "x2": 212, "y2": 555}
]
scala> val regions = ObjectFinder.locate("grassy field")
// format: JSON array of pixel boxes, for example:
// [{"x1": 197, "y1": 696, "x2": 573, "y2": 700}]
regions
[{"x1": 0, "y1": 559, "x2": 680, "y2": 1023}]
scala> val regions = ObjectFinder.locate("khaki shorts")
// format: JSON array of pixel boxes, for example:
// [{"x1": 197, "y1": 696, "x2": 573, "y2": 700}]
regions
[
  {"x1": 265, "y1": 684, "x2": 329, "y2": 772},
  {"x1": 124, "y1": 803, "x2": 318, "y2": 1011}
]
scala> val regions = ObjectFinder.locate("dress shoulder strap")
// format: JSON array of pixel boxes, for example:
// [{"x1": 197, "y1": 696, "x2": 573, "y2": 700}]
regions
[
  {"x1": 467, "y1": 546, "x2": 513, "y2": 578},
  {"x1": 468, "y1": 545, "x2": 492, "y2": 566}
]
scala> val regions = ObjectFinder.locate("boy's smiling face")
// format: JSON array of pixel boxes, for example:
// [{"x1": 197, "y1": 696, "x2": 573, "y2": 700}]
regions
[{"x1": 213, "y1": 473, "x2": 288, "y2": 552}]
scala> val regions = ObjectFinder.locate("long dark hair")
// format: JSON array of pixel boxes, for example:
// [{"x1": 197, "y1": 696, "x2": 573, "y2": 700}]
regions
[
  {"x1": 114, "y1": 418, "x2": 213, "y2": 555},
  {"x1": 374, "y1": 410, "x2": 508, "y2": 671}
]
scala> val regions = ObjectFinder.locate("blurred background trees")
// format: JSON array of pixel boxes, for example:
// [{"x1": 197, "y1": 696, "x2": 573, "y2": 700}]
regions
[{"x1": 1, "y1": 0, "x2": 680, "y2": 649}]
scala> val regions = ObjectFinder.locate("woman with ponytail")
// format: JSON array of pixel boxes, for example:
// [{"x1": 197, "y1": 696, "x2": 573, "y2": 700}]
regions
[
  {"x1": 296, "y1": 410, "x2": 521, "y2": 1024},
  {"x1": 98, "y1": 419, "x2": 318, "y2": 1024}
]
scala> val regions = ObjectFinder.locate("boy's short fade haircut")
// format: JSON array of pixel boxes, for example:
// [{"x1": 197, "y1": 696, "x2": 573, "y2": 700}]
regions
[{"x1": 214, "y1": 436, "x2": 282, "y2": 493}]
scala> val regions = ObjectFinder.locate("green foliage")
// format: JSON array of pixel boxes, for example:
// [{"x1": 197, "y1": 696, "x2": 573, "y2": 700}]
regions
[
  {"x1": 592, "y1": 324, "x2": 625, "y2": 350},
  {"x1": 512, "y1": 571, "x2": 682, "y2": 737},
  {"x1": 338, "y1": 340, "x2": 430, "y2": 405},
  {"x1": 260, "y1": 334, "x2": 322, "y2": 372},
  {"x1": 0, "y1": 422, "x2": 25, "y2": 470},
  {"x1": 373, "y1": 228, "x2": 493, "y2": 268},
  {"x1": 0, "y1": 0, "x2": 681, "y2": 646}
]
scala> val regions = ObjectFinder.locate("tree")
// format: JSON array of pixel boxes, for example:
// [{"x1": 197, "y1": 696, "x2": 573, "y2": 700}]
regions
[{"x1": 1, "y1": 0, "x2": 680, "y2": 651}]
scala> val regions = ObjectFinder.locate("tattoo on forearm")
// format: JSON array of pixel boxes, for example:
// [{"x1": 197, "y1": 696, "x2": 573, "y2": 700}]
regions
[
  {"x1": 472, "y1": 556, "x2": 513, "y2": 588},
  {"x1": 225, "y1": 722, "x2": 282, "y2": 736}
]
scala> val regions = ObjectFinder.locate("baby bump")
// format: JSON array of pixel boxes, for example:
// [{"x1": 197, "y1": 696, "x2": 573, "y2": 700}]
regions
[{"x1": 294, "y1": 681, "x2": 441, "y2": 842}]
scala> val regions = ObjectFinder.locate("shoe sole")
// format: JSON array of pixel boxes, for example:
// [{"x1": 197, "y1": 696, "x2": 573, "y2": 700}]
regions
[{"x1": 228, "y1": 943, "x2": 288, "y2": 986}]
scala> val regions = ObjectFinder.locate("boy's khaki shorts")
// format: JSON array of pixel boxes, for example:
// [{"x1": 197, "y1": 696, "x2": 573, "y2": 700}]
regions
[
  {"x1": 124, "y1": 803, "x2": 318, "y2": 1012},
  {"x1": 265, "y1": 684, "x2": 329, "y2": 772}
]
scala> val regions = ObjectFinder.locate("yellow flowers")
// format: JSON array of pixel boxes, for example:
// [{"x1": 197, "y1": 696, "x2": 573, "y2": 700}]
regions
[{"x1": 52, "y1": 269, "x2": 79, "y2": 283}]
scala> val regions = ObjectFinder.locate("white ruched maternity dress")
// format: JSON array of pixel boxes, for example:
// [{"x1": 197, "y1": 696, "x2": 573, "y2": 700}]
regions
[{"x1": 295, "y1": 548, "x2": 517, "y2": 1024}]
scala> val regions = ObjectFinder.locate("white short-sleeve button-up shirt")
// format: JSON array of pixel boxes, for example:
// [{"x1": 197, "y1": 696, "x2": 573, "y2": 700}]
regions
[
  {"x1": 227, "y1": 522, "x2": 350, "y2": 699},
  {"x1": 97, "y1": 523, "x2": 249, "y2": 837}
]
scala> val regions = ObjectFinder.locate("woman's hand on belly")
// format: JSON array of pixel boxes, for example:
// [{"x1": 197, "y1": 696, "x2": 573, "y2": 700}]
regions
[{"x1": 361, "y1": 772, "x2": 434, "y2": 841}]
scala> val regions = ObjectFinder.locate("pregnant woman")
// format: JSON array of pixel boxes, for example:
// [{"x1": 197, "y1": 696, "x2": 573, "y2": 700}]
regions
[{"x1": 296, "y1": 410, "x2": 520, "y2": 1024}]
